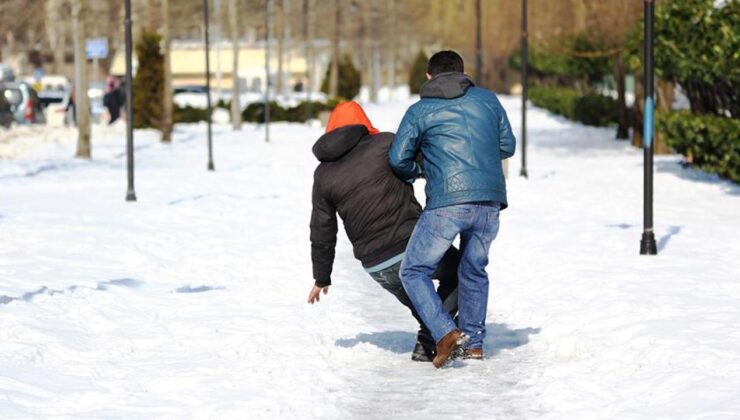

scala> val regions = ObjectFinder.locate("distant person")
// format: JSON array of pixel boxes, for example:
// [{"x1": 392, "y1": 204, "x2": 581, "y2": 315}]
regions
[
  {"x1": 309, "y1": 101, "x2": 460, "y2": 362},
  {"x1": 389, "y1": 50, "x2": 516, "y2": 367},
  {"x1": 103, "y1": 75, "x2": 122, "y2": 124}
]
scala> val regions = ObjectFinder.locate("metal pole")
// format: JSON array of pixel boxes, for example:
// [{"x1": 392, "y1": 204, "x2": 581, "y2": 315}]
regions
[
  {"x1": 640, "y1": 0, "x2": 657, "y2": 255},
  {"x1": 265, "y1": 0, "x2": 272, "y2": 142},
  {"x1": 475, "y1": 0, "x2": 482, "y2": 85},
  {"x1": 124, "y1": 0, "x2": 136, "y2": 201},
  {"x1": 520, "y1": 0, "x2": 528, "y2": 178},
  {"x1": 204, "y1": 0, "x2": 215, "y2": 170}
]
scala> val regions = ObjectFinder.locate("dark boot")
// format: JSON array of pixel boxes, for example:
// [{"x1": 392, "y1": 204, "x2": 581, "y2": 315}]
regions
[
  {"x1": 432, "y1": 330, "x2": 468, "y2": 368},
  {"x1": 462, "y1": 348, "x2": 484, "y2": 360},
  {"x1": 411, "y1": 340, "x2": 436, "y2": 362}
]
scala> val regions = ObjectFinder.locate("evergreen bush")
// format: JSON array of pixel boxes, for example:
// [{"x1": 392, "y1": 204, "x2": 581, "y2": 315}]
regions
[
  {"x1": 409, "y1": 50, "x2": 429, "y2": 94},
  {"x1": 133, "y1": 31, "x2": 164, "y2": 129},
  {"x1": 320, "y1": 55, "x2": 362, "y2": 100}
]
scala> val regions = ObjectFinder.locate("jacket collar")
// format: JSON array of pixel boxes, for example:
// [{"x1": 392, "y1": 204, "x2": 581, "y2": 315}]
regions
[{"x1": 420, "y1": 72, "x2": 475, "y2": 99}]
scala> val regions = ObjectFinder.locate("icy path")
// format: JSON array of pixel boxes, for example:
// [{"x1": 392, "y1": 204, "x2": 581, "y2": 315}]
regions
[{"x1": 1, "y1": 97, "x2": 739, "y2": 418}]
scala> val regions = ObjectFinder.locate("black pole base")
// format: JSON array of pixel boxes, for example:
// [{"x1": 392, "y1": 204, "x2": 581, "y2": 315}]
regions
[
  {"x1": 207, "y1": 161, "x2": 215, "y2": 171},
  {"x1": 640, "y1": 231, "x2": 657, "y2": 255},
  {"x1": 520, "y1": 168, "x2": 528, "y2": 178},
  {"x1": 126, "y1": 190, "x2": 137, "y2": 202}
]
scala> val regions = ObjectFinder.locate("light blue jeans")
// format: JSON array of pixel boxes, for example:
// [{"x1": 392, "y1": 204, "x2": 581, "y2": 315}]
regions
[{"x1": 401, "y1": 203, "x2": 500, "y2": 349}]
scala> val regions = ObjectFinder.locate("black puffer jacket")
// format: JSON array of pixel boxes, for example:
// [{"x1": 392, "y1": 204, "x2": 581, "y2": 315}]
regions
[{"x1": 310, "y1": 125, "x2": 422, "y2": 287}]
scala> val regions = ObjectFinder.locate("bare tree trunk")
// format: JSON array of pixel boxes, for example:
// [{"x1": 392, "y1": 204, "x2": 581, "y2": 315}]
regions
[
  {"x1": 276, "y1": 0, "x2": 284, "y2": 95},
  {"x1": 72, "y1": 0, "x2": 91, "y2": 158},
  {"x1": 215, "y1": 0, "x2": 223, "y2": 99},
  {"x1": 46, "y1": 0, "x2": 66, "y2": 74},
  {"x1": 230, "y1": 0, "x2": 241, "y2": 130},
  {"x1": 615, "y1": 54, "x2": 629, "y2": 139},
  {"x1": 386, "y1": 0, "x2": 395, "y2": 97},
  {"x1": 329, "y1": 0, "x2": 340, "y2": 98},
  {"x1": 302, "y1": 0, "x2": 312, "y2": 101},
  {"x1": 161, "y1": 0, "x2": 174, "y2": 142},
  {"x1": 283, "y1": 0, "x2": 292, "y2": 96}
]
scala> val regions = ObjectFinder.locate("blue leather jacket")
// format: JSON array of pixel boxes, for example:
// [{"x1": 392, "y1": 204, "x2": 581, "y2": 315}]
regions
[{"x1": 389, "y1": 72, "x2": 516, "y2": 210}]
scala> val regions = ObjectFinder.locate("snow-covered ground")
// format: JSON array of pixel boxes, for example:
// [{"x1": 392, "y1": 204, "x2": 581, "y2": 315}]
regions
[{"x1": 1, "y1": 94, "x2": 739, "y2": 419}]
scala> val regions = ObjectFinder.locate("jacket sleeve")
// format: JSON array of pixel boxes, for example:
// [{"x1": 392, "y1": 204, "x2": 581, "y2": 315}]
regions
[
  {"x1": 496, "y1": 100, "x2": 516, "y2": 160},
  {"x1": 389, "y1": 108, "x2": 423, "y2": 182},
  {"x1": 310, "y1": 173, "x2": 338, "y2": 287}
]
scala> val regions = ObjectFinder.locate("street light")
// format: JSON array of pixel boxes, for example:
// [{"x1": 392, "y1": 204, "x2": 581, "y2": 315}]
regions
[
  {"x1": 204, "y1": 0, "x2": 215, "y2": 171},
  {"x1": 124, "y1": 0, "x2": 136, "y2": 202},
  {"x1": 520, "y1": 0, "x2": 528, "y2": 178},
  {"x1": 640, "y1": 0, "x2": 658, "y2": 255}
]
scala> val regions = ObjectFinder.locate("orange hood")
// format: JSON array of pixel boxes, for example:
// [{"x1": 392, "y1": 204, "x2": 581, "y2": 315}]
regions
[{"x1": 325, "y1": 101, "x2": 380, "y2": 135}]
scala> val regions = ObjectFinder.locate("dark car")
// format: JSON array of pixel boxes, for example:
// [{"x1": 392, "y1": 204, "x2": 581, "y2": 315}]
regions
[{"x1": 0, "y1": 92, "x2": 13, "y2": 128}]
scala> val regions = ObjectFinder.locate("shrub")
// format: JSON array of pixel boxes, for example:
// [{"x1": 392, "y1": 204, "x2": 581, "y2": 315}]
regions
[
  {"x1": 529, "y1": 85, "x2": 616, "y2": 127},
  {"x1": 174, "y1": 105, "x2": 208, "y2": 123},
  {"x1": 133, "y1": 31, "x2": 164, "y2": 129},
  {"x1": 657, "y1": 110, "x2": 740, "y2": 183},
  {"x1": 573, "y1": 94, "x2": 617, "y2": 127},
  {"x1": 320, "y1": 55, "x2": 361, "y2": 100},
  {"x1": 409, "y1": 50, "x2": 428, "y2": 94}
]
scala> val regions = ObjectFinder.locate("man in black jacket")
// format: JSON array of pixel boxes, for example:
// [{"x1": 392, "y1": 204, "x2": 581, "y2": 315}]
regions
[{"x1": 308, "y1": 101, "x2": 459, "y2": 361}]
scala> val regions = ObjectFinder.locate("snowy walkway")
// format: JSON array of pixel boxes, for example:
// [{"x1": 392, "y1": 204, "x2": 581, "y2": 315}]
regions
[{"x1": 1, "y1": 97, "x2": 739, "y2": 418}]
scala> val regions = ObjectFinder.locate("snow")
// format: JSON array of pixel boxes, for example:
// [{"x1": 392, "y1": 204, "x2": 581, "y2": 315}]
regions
[{"x1": 1, "y1": 93, "x2": 740, "y2": 418}]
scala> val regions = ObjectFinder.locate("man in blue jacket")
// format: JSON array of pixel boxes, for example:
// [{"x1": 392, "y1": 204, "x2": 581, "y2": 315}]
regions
[{"x1": 389, "y1": 50, "x2": 516, "y2": 368}]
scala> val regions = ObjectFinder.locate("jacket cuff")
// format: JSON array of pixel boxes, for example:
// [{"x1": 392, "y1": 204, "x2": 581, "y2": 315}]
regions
[{"x1": 315, "y1": 278, "x2": 331, "y2": 288}]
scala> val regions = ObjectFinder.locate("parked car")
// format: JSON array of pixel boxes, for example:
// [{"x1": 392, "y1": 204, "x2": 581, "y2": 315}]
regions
[
  {"x1": 0, "y1": 92, "x2": 14, "y2": 128},
  {"x1": 0, "y1": 64, "x2": 15, "y2": 82},
  {"x1": 37, "y1": 75, "x2": 70, "y2": 107},
  {"x1": 0, "y1": 81, "x2": 46, "y2": 125},
  {"x1": 174, "y1": 85, "x2": 207, "y2": 94},
  {"x1": 46, "y1": 82, "x2": 106, "y2": 127}
]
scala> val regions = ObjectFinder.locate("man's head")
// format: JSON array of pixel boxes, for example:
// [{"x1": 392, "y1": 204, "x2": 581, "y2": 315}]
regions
[{"x1": 426, "y1": 50, "x2": 465, "y2": 80}]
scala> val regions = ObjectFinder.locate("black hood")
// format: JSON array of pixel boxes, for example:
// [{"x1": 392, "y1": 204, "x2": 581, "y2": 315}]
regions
[
  {"x1": 312, "y1": 124, "x2": 369, "y2": 162},
  {"x1": 419, "y1": 72, "x2": 475, "y2": 99}
]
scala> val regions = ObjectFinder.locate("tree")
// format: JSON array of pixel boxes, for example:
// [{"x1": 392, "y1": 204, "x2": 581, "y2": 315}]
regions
[
  {"x1": 161, "y1": 0, "x2": 174, "y2": 142},
  {"x1": 133, "y1": 31, "x2": 164, "y2": 130},
  {"x1": 230, "y1": 0, "x2": 242, "y2": 130},
  {"x1": 72, "y1": 0, "x2": 91, "y2": 159},
  {"x1": 320, "y1": 55, "x2": 361, "y2": 100},
  {"x1": 408, "y1": 50, "x2": 428, "y2": 94}
]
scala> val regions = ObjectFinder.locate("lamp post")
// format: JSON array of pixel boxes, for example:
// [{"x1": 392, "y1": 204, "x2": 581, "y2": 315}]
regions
[
  {"x1": 124, "y1": 0, "x2": 136, "y2": 201},
  {"x1": 203, "y1": 0, "x2": 215, "y2": 171},
  {"x1": 520, "y1": 0, "x2": 528, "y2": 178},
  {"x1": 640, "y1": 0, "x2": 658, "y2": 255}
]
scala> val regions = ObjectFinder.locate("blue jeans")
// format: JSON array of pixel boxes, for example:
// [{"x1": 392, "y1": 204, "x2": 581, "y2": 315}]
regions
[{"x1": 401, "y1": 203, "x2": 500, "y2": 349}]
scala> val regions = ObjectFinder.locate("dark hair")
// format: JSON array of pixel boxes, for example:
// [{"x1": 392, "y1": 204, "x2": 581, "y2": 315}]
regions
[{"x1": 427, "y1": 50, "x2": 464, "y2": 76}]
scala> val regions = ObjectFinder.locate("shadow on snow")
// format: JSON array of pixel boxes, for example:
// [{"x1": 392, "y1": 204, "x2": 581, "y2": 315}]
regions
[
  {"x1": 335, "y1": 323, "x2": 540, "y2": 357},
  {"x1": 0, "y1": 278, "x2": 144, "y2": 305}
]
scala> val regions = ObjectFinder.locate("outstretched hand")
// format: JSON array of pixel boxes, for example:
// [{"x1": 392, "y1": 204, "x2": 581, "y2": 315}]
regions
[{"x1": 307, "y1": 285, "x2": 330, "y2": 304}]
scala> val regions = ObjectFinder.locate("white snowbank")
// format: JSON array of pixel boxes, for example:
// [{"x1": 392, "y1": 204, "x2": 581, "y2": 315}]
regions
[{"x1": 0, "y1": 96, "x2": 739, "y2": 418}]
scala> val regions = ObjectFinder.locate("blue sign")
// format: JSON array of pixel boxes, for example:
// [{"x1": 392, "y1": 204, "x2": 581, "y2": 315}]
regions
[{"x1": 85, "y1": 38, "x2": 109, "y2": 59}]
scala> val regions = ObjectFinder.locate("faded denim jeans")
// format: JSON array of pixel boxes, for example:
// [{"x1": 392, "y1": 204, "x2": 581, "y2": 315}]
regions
[
  {"x1": 401, "y1": 203, "x2": 500, "y2": 349},
  {"x1": 369, "y1": 247, "x2": 460, "y2": 347}
]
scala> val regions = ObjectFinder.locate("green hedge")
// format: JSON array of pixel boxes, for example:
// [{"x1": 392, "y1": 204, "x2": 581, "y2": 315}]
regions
[
  {"x1": 657, "y1": 111, "x2": 740, "y2": 183},
  {"x1": 529, "y1": 85, "x2": 616, "y2": 127},
  {"x1": 174, "y1": 99, "x2": 341, "y2": 124}
]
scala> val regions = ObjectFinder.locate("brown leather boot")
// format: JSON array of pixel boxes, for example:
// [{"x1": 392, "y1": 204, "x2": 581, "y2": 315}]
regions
[
  {"x1": 463, "y1": 348, "x2": 484, "y2": 360},
  {"x1": 432, "y1": 329, "x2": 467, "y2": 368}
]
